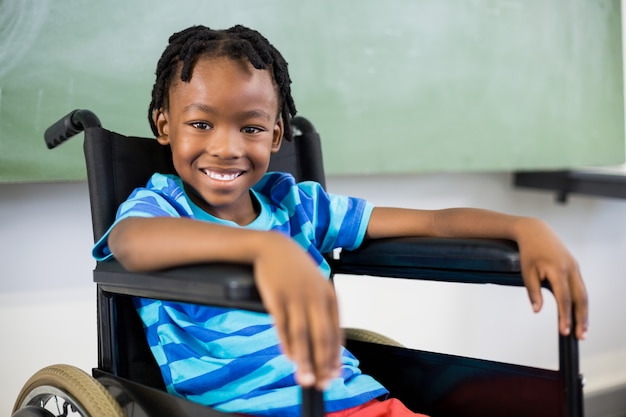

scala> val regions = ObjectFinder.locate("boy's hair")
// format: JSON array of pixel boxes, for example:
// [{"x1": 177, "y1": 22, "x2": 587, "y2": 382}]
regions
[{"x1": 148, "y1": 25, "x2": 297, "y2": 140}]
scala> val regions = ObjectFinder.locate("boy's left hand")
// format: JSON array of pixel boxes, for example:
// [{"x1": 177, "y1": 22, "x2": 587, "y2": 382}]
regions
[{"x1": 516, "y1": 218, "x2": 588, "y2": 340}]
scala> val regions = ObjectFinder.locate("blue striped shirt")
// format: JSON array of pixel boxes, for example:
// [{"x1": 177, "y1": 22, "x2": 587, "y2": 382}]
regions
[{"x1": 93, "y1": 172, "x2": 388, "y2": 416}]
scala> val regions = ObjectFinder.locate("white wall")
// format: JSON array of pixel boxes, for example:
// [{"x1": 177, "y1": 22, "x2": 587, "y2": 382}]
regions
[{"x1": 1, "y1": 173, "x2": 625, "y2": 415}]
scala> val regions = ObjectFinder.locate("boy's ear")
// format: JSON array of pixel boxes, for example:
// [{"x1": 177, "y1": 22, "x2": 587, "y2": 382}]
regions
[
  {"x1": 271, "y1": 118, "x2": 284, "y2": 152},
  {"x1": 153, "y1": 109, "x2": 170, "y2": 145}
]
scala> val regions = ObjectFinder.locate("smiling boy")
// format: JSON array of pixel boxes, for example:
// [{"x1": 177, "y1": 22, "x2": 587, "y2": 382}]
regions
[{"x1": 94, "y1": 25, "x2": 587, "y2": 417}]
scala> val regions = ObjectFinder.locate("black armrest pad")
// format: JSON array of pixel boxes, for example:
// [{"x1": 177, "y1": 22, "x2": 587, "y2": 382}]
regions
[
  {"x1": 335, "y1": 237, "x2": 524, "y2": 286},
  {"x1": 94, "y1": 259, "x2": 263, "y2": 311},
  {"x1": 96, "y1": 238, "x2": 524, "y2": 308},
  {"x1": 342, "y1": 237, "x2": 520, "y2": 271}
]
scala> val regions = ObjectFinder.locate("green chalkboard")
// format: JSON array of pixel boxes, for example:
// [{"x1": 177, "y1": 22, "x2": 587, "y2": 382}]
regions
[{"x1": 1, "y1": 0, "x2": 624, "y2": 182}]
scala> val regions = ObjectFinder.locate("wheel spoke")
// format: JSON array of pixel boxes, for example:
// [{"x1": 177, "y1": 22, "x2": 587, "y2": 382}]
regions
[{"x1": 13, "y1": 365, "x2": 125, "y2": 417}]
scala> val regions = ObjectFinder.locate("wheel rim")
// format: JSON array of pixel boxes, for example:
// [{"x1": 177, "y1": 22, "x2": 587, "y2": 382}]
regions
[{"x1": 20, "y1": 385, "x2": 90, "y2": 416}]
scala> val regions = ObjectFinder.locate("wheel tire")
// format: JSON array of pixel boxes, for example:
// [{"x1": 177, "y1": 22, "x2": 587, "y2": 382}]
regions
[
  {"x1": 343, "y1": 327, "x2": 404, "y2": 347},
  {"x1": 12, "y1": 364, "x2": 125, "y2": 417}
]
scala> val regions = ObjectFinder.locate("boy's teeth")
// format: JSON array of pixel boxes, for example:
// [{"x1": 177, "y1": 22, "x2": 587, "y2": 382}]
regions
[{"x1": 205, "y1": 170, "x2": 240, "y2": 181}]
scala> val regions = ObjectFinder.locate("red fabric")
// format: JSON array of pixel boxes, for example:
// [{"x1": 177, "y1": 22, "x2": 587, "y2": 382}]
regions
[{"x1": 327, "y1": 399, "x2": 429, "y2": 417}]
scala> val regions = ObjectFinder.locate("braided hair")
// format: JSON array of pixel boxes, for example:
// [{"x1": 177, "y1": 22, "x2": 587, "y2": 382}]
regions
[{"x1": 148, "y1": 25, "x2": 297, "y2": 140}]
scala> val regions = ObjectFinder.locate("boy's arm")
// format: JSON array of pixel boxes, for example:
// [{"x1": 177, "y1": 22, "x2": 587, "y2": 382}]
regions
[
  {"x1": 109, "y1": 217, "x2": 341, "y2": 390},
  {"x1": 366, "y1": 207, "x2": 589, "y2": 340}
]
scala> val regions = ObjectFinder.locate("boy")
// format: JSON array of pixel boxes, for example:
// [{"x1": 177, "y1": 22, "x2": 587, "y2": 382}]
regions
[{"x1": 94, "y1": 25, "x2": 588, "y2": 417}]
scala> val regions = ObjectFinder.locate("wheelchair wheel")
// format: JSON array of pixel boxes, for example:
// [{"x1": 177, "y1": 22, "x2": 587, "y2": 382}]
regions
[
  {"x1": 343, "y1": 328, "x2": 404, "y2": 347},
  {"x1": 12, "y1": 364, "x2": 125, "y2": 417}
]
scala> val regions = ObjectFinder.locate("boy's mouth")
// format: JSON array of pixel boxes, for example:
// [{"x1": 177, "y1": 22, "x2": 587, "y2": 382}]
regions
[{"x1": 202, "y1": 169, "x2": 244, "y2": 181}]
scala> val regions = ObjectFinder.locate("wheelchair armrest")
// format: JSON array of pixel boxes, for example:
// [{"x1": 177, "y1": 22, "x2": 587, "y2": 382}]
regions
[
  {"x1": 96, "y1": 237, "x2": 526, "y2": 309},
  {"x1": 94, "y1": 259, "x2": 264, "y2": 312},
  {"x1": 335, "y1": 237, "x2": 527, "y2": 287}
]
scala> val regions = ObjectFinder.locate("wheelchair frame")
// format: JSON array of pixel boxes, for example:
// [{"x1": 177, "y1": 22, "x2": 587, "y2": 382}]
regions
[{"x1": 12, "y1": 109, "x2": 584, "y2": 417}]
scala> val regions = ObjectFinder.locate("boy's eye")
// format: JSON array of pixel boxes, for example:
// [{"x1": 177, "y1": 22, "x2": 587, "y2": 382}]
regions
[
  {"x1": 241, "y1": 126, "x2": 263, "y2": 134},
  {"x1": 191, "y1": 122, "x2": 211, "y2": 130}
]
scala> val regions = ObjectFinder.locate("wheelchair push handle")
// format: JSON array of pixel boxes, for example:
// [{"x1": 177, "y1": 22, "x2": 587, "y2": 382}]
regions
[{"x1": 44, "y1": 109, "x2": 102, "y2": 149}]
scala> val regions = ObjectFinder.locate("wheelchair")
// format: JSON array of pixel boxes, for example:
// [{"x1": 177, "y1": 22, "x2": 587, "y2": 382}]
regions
[{"x1": 12, "y1": 109, "x2": 584, "y2": 417}]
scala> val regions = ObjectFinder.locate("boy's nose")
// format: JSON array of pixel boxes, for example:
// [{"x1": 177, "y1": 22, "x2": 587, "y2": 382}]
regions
[{"x1": 208, "y1": 128, "x2": 243, "y2": 159}]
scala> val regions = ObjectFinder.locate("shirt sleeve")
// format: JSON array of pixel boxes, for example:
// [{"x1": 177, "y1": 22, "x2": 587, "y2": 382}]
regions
[
  {"x1": 92, "y1": 177, "x2": 190, "y2": 261},
  {"x1": 326, "y1": 193, "x2": 374, "y2": 251},
  {"x1": 296, "y1": 180, "x2": 374, "y2": 253}
]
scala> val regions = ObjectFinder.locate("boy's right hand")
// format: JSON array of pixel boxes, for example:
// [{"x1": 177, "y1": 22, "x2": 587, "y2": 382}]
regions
[
  {"x1": 253, "y1": 232, "x2": 342, "y2": 391},
  {"x1": 110, "y1": 219, "x2": 342, "y2": 390}
]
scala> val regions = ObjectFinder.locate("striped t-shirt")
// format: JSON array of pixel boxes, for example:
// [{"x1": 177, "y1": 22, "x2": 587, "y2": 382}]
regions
[{"x1": 93, "y1": 172, "x2": 388, "y2": 417}]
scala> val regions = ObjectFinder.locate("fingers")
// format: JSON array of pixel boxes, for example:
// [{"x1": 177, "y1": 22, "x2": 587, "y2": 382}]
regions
[
  {"x1": 573, "y1": 297, "x2": 589, "y2": 340},
  {"x1": 523, "y1": 265, "x2": 544, "y2": 314},
  {"x1": 551, "y1": 264, "x2": 591, "y2": 340},
  {"x1": 293, "y1": 283, "x2": 341, "y2": 389},
  {"x1": 529, "y1": 261, "x2": 590, "y2": 340},
  {"x1": 308, "y1": 286, "x2": 342, "y2": 390},
  {"x1": 552, "y1": 278, "x2": 573, "y2": 337},
  {"x1": 530, "y1": 262, "x2": 573, "y2": 336},
  {"x1": 266, "y1": 291, "x2": 315, "y2": 386},
  {"x1": 288, "y1": 309, "x2": 316, "y2": 387},
  {"x1": 571, "y1": 267, "x2": 589, "y2": 340},
  {"x1": 271, "y1": 281, "x2": 341, "y2": 389}
]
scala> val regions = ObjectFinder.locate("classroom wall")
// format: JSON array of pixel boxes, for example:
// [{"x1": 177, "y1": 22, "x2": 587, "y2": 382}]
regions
[
  {"x1": 2, "y1": 2, "x2": 626, "y2": 416},
  {"x1": 1, "y1": 0, "x2": 624, "y2": 181},
  {"x1": 1, "y1": 173, "x2": 625, "y2": 416}
]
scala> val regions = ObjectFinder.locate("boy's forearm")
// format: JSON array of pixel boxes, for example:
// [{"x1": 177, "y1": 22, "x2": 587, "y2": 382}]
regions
[
  {"x1": 108, "y1": 217, "x2": 285, "y2": 271},
  {"x1": 368, "y1": 206, "x2": 539, "y2": 241},
  {"x1": 430, "y1": 208, "x2": 539, "y2": 241}
]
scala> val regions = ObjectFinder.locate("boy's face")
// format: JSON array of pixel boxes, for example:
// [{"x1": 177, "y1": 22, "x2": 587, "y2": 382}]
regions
[{"x1": 153, "y1": 56, "x2": 283, "y2": 224}]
